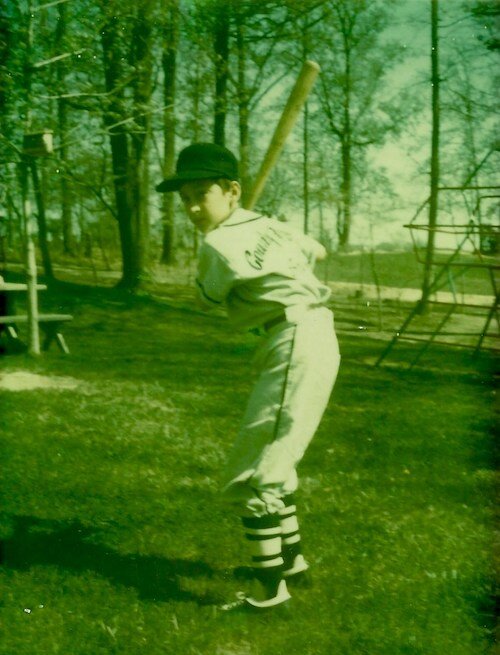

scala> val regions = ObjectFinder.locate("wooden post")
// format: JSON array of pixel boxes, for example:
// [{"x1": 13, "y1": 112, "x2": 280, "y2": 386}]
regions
[
  {"x1": 20, "y1": 1, "x2": 40, "y2": 355},
  {"x1": 20, "y1": 158, "x2": 40, "y2": 356}
]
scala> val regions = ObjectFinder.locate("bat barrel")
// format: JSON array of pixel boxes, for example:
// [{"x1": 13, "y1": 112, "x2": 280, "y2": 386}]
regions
[{"x1": 245, "y1": 60, "x2": 321, "y2": 211}]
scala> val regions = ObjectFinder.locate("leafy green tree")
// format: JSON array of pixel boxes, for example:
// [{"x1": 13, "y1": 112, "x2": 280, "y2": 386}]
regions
[
  {"x1": 419, "y1": 0, "x2": 440, "y2": 311},
  {"x1": 0, "y1": 0, "x2": 11, "y2": 133},
  {"x1": 231, "y1": 0, "x2": 311, "y2": 206},
  {"x1": 315, "y1": 0, "x2": 408, "y2": 248},
  {"x1": 98, "y1": 0, "x2": 156, "y2": 289},
  {"x1": 469, "y1": 0, "x2": 500, "y2": 51},
  {"x1": 213, "y1": 0, "x2": 231, "y2": 145},
  {"x1": 55, "y1": 0, "x2": 74, "y2": 256},
  {"x1": 159, "y1": 0, "x2": 179, "y2": 265}
]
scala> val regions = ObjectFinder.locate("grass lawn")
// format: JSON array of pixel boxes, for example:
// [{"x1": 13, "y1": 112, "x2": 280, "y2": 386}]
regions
[
  {"x1": 320, "y1": 251, "x2": 497, "y2": 296},
  {"x1": 0, "y1": 278, "x2": 497, "y2": 655}
]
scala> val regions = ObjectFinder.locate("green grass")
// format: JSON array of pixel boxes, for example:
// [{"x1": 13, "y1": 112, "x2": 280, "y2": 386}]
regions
[
  {"x1": 21, "y1": 246, "x2": 496, "y2": 296},
  {"x1": 320, "y1": 251, "x2": 496, "y2": 296},
  {"x1": 0, "y1": 281, "x2": 497, "y2": 655}
]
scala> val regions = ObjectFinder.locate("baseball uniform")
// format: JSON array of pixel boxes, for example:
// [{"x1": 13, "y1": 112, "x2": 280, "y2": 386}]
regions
[{"x1": 196, "y1": 208, "x2": 340, "y2": 517}]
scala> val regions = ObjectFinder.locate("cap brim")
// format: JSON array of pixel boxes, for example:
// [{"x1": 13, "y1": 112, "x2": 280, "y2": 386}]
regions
[{"x1": 156, "y1": 169, "x2": 230, "y2": 193}]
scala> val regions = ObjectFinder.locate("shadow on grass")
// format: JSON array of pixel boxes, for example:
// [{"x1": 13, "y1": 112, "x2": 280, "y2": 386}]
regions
[{"x1": 2, "y1": 516, "x2": 216, "y2": 605}]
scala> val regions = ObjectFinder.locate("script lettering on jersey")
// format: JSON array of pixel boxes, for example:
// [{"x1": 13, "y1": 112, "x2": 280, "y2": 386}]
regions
[{"x1": 245, "y1": 227, "x2": 286, "y2": 271}]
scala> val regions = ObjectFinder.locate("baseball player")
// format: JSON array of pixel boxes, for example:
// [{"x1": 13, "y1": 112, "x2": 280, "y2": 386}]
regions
[{"x1": 157, "y1": 142, "x2": 340, "y2": 612}]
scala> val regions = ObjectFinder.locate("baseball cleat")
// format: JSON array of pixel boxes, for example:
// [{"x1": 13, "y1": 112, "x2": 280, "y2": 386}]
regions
[
  {"x1": 283, "y1": 554, "x2": 309, "y2": 578},
  {"x1": 219, "y1": 579, "x2": 291, "y2": 613},
  {"x1": 282, "y1": 555, "x2": 312, "y2": 587}
]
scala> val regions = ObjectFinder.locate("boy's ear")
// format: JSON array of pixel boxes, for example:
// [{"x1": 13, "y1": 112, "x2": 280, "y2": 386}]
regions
[{"x1": 231, "y1": 181, "x2": 242, "y2": 202}]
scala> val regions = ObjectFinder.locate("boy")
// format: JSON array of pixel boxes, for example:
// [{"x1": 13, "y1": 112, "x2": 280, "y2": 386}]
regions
[{"x1": 157, "y1": 142, "x2": 340, "y2": 611}]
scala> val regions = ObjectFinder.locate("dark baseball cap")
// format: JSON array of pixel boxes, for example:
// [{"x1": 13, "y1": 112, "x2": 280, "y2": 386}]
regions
[{"x1": 156, "y1": 142, "x2": 239, "y2": 192}]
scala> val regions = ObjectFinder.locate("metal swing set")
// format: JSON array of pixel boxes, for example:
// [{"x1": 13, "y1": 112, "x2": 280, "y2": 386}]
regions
[{"x1": 376, "y1": 181, "x2": 499, "y2": 369}]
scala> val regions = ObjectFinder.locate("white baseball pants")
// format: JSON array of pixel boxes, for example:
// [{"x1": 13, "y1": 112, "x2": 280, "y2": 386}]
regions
[{"x1": 222, "y1": 306, "x2": 340, "y2": 516}]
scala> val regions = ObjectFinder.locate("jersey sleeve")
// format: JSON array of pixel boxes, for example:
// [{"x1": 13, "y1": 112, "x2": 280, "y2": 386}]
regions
[
  {"x1": 278, "y1": 222, "x2": 327, "y2": 267},
  {"x1": 300, "y1": 233, "x2": 327, "y2": 264},
  {"x1": 196, "y1": 243, "x2": 235, "y2": 308}
]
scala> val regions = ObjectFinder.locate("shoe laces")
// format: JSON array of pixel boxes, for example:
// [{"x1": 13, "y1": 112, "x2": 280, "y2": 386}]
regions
[{"x1": 219, "y1": 591, "x2": 247, "y2": 612}]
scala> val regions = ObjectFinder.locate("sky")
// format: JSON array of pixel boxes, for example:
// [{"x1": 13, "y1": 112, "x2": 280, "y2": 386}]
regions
[
  {"x1": 279, "y1": 0, "x2": 434, "y2": 247},
  {"x1": 367, "y1": 0, "x2": 431, "y2": 246},
  {"x1": 341, "y1": 0, "x2": 498, "y2": 250},
  {"x1": 164, "y1": 0, "x2": 498, "y2": 253}
]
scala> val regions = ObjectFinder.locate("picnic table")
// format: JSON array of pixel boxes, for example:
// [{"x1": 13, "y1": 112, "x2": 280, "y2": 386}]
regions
[{"x1": 0, "y1": 278, "x2": 73, "y2": 354}]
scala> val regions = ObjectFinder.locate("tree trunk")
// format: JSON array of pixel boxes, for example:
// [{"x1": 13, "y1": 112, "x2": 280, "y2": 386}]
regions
[
  {"x1": 213, "y1": 1, "x2": 230, "y2": 146},
  {"x1": 303, "y1": 22, "x2": 310, "y2": 235},
  {"x1": 58, "y1": 98, "x2": 74, "y2": 255},
  {"x1": 419, "y1": 0, "x2": 440, "y2": 312},
  {"x1": 191, "y1": 58, "x2": 202, "y2": 142},
  {"x1": 128, "y1": 0, "x2": 154, "y2": 283},
  {"x1": 191, "y1": 60, "x2": 202, "y2": 257},
  {"x1": 338, "y1": 136, "x2": 352, "y2": 248},
  {"x1": 303, "y1": 99, "x2": 310, "y2": 234},
  {"x1": 0, "y1": 2, "x2": 10, "y2": 141},
  {"x1": 100, "y1": 4, "x2": 154, "y2": 290},
  {"x1": 338, "y1": 96, "x2": 352, "y2": 246},
  {"x1": 236, "y1": 21, "x2": 251, "y2": 206},
  {"x1": 100, "y1": 24, "x2": 137, "y2": 287},
  {"x1": 337, "y1": 31, "x2": 352, "y2": 249},
  {"x1": 56, "y1": 1, "x2": 74, "y2": 256},
  {"x1": 160, "y1": 0, "x2": 179, "y2": 266}
]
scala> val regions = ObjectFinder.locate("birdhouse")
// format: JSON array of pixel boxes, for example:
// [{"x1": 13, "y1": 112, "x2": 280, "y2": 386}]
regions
[{"x1": 23, "y1": 130, "x2": 54, "y2": 157}]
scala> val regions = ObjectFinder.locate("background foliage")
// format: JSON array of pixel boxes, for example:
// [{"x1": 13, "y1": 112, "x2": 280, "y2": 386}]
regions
[{"x1": 0, "y1": 0, "x2": 498, "y2": 288}]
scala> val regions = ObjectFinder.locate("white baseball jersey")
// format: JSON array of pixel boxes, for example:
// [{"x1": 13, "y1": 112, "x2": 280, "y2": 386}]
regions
[{"x1": 196, "y1": 208, "x2": 331, "y2": 331}]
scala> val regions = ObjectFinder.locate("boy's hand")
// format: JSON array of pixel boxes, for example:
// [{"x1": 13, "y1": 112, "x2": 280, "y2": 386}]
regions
[{"x1": 314, "y1": 243, "x2": 327, "y2": 261}]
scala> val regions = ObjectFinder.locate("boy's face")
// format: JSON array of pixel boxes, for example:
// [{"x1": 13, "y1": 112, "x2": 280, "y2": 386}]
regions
[{"x1": 179, "y1": 179, "x2": 241, "y2": 234}]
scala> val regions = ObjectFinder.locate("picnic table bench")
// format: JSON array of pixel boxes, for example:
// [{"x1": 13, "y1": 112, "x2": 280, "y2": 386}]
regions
[
  {"x1": 0, "y1": 313, "x2": 73, "y2": 353},
  {"x1": 0, "y1": 280, "x2": 73, "y2": 354}
]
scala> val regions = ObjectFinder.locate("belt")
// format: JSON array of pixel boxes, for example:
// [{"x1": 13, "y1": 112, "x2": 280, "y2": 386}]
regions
[{"x1": 263, "y1": 312, "x2": 287, "y2": 332}]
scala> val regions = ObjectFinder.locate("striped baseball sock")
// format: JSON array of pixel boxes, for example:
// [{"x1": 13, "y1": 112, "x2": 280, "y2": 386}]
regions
[
  {"x1": 241, "y1": 513, "x2": 284, "y2": 598},
  {"x1": 279, "y1": 494, "x2": 303, "y2": 572}
]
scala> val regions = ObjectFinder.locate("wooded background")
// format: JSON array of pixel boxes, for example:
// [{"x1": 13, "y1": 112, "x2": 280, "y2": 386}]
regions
[{"x1": 0, "y1": 0, "x2": 498, "y2": 289}]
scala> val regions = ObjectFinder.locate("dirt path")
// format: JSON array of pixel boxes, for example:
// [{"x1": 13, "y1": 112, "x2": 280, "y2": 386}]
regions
[
  {"x1": 328, "y1": 281, "x2": 496, "y2": 307},
  {"x1": 0, "y1": 371, "x2": 80, "y2": 391}
]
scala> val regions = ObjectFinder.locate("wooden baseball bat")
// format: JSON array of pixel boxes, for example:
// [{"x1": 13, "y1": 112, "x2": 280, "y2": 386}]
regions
[{"x1": 245, "y1": 60, "x2": 321, "y2": 211}]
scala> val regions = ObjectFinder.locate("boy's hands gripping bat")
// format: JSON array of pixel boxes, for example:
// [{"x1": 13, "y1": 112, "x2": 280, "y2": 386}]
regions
[{"x1": 245, "y1": 60, "x2": 321, "y2": 211}]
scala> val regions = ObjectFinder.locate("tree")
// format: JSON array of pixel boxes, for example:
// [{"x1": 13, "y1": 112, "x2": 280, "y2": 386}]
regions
[
  {"x1": 316, "y1": 0, "x2": 407, "y2": 248},
  {"x1": 55, "y1": 0, "x2": 74, "y2": 256},
  {"x1": 0, "y1": 0, "x2": 10, "y2": 130},
  {"x1": 231, "y1": 0, "x2": 310, "y2": 206},
  {"x1": 418, "y1": 0, "x2": 440, "y2": 312},
  {"x1": 160, "y1": 0, "x2": 179, "y2": 265},
  {"x1": 469, "y1": 0, "x2": 500, "y2": 51},
  {"x1": 213, "y1": 0, "x2": 231, "y2": 145},
  {"x1": 417, "y1": 0, "x2": 499, "y2": 308},
  {"x1": 99, "y1": 0, "x2": 155, "y2": 289}
]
